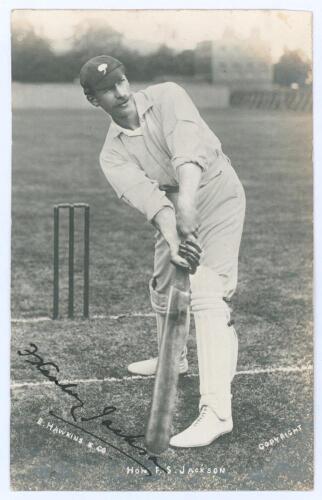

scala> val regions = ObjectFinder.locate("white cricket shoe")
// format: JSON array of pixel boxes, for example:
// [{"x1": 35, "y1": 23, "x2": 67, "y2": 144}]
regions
[
  {"x1": 127, "y1": 356, "x2": 188, "y2": 376},
  {"x1": 169, "y1": 405, "x2": 233, "y2": 448}
]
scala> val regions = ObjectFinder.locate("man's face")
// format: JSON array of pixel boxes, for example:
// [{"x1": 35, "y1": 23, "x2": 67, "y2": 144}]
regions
[{"x1": 94, "y1": 73, "x2": 133, "y2": 118}]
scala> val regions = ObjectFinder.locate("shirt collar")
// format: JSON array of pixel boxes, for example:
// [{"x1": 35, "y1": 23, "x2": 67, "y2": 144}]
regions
[
  {"x1": 108, "y1": 90, "x2": 153, "y2": 139},
  {"x1": 133, "y1": 90, "x2": 154, "y2": 120},
  {"x1": 112, "y1": 122, "x2": 143, "y2": 137}
]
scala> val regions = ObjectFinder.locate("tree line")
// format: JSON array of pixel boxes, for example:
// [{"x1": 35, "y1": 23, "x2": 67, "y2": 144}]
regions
[{"x1": 11, "y1": 23, "x2": 311, "y2": 87}]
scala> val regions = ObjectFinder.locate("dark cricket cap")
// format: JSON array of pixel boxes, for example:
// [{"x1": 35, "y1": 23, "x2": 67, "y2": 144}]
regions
[{"x1": 79, "y1": 55, "x2": 125, "y2": 94}]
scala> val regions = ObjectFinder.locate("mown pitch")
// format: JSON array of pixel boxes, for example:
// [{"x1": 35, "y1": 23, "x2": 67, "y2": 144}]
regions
[{"x1": 11, "y1": 106, "x2": 313, "y2": 490}]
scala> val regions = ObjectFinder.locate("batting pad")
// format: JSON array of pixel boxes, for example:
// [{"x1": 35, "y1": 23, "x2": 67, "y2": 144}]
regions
[{"x1": 190, "y1": 266, "x2": 236, "y2": 420}]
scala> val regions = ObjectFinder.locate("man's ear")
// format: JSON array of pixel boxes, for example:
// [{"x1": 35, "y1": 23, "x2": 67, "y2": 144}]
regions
[{"x1": 86, "y1": 94, "x2": 100, "y2": 107}]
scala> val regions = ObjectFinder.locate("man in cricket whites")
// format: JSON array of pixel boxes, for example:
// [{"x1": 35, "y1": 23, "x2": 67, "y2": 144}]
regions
[{"x1": 80, "y1": 55, "x2": 246, "y2": 448}]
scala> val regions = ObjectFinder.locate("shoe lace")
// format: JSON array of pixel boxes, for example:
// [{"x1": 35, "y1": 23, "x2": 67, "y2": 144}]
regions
[{"x1": 193, "y1": 406, "x2": 208, "y2": 427}]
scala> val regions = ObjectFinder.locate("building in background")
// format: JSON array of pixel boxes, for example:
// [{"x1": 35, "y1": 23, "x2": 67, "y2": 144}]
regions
[{"x1": 195, "y1": 28, "x2": 273, "y2": 90}]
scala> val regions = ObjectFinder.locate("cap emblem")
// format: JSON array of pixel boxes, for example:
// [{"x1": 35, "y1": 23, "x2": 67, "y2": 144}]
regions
[{"x1": 98, "y1": 63, "x2": 108, "y2": 75}]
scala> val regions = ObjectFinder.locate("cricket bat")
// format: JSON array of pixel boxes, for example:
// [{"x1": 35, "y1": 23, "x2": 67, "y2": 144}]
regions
[{"x1": 145, "y1": 265, "x2": 190, "y2": 455}]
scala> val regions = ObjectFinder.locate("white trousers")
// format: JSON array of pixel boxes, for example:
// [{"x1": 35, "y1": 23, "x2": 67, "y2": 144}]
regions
[{"x1": 149, "y1": 156, "x2": 246, "y2": 418}]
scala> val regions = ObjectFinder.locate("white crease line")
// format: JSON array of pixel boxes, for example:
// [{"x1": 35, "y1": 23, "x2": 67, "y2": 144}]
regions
[
  {"x1": 236, "y1": 365, "x2": 313, "y2": 375},
  {"x1": 12, "y1": 317, "x2": 52, "y2": 323},
  {"x1": 93, "y1": 313, "x2": 155, "y2": 319},
  {"x1": 11, "y1": 365, "x2": 313, "y2": 389},
  {"x1": 11, "y1": 313, "x2": 156, "y2": 324}
]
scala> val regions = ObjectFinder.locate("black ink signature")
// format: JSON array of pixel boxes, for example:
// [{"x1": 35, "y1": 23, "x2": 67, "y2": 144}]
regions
[
  {"x1": 17, "y1": 342, "x2": 167, "y2": 475},
  {"x1": 49, "y1": 410, "x2": 163, "y2": 475},
  {"x1": 18, "y1": 343, "x2": 85, "y2": 420}
]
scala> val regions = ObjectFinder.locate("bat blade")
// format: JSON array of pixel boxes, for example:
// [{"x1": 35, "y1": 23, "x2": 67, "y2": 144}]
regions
[{"x1": 145, "y1": 267, "x2": 190, "y2": 455}]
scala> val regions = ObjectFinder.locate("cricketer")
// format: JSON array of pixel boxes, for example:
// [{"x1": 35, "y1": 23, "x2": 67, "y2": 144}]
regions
[{"x1": 79, "y1": 55, "x2": 246, "y2": 448}]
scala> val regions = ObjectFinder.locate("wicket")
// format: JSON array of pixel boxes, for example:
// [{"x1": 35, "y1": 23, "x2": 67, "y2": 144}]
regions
[{"x1": 53, "y1": 203, "x2": 90, "y2": 319}]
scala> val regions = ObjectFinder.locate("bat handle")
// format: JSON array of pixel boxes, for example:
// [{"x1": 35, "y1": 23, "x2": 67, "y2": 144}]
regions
[{"x1": 174, "y1": 264, "x2": 190, "y2": 292}]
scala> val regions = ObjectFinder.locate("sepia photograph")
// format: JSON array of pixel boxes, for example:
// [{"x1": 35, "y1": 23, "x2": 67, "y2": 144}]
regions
[{"x1": 3, "y1": 2, "x2": 316, "y2": 493}]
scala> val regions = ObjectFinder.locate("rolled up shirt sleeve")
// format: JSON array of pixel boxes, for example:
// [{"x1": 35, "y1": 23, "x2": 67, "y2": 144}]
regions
[
  {"x1": 100, "y1": 145, "x2": 174, "y2": 221},
  {"x1": 159, "y1": 83, "x2": 209, "y2": 172}
]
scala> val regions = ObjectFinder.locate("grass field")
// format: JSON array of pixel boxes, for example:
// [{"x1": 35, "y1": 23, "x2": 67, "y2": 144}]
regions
[{"x1": 10, "y1": 100, "x2": 313, "y2": 490}]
